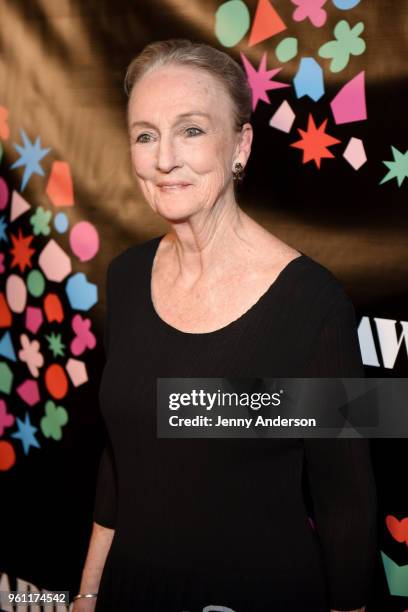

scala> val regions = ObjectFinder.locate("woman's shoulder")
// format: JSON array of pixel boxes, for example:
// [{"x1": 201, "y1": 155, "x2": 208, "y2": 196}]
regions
[
  {"x1": 260, "y1": 231, "x2": 349, "y2": 306},
  {"x1": 292, "y1": 251, "x2": 356, "y2": 315}
]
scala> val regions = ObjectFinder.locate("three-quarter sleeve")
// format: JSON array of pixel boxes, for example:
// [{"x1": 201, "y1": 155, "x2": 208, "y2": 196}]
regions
[
  {"x1": 93, "y1": 261, "x2": 117, "y2": 529},
  {"x1": 93, "y1": 436, "x2": 117, "y2": 528},
  {"x1": 303, "y1": 294, "x2": 378, "y2": 610}
]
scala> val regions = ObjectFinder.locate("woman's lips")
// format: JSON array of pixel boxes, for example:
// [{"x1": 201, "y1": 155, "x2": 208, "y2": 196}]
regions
[{"x1": 158, "y1": 183, "x2": 191, "y2": 191}]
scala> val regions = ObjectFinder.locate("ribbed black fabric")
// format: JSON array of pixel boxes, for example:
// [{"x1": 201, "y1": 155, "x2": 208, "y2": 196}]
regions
[{"x1": 93, "y1": 235, "x2": 377, "y2": 612}]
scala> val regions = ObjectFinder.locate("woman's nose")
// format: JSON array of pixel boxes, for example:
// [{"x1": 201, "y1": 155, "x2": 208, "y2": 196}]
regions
[{"x1": 156, "y1": 132, "x2": 179, "y2": 173}]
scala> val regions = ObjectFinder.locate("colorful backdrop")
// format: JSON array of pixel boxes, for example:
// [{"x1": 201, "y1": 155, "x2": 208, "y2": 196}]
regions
[{"x1": 1, "y1": 0, "x2": 407, "y2": 610}]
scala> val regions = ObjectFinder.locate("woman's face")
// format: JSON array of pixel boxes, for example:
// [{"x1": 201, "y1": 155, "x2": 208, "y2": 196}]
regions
[{"x1": 127, "y1": 63, "x2": 247, "y2": 222}]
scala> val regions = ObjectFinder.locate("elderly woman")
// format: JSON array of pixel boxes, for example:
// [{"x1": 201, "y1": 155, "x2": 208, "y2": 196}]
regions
[{"x1": 73, "y1": 39, "x2": 377, "y2": 612}]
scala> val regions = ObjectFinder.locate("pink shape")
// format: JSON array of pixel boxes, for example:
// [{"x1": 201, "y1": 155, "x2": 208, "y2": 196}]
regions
[
  {"x1": 70, "y1": 313, "x2": 97, "y2": 355},
  {"x1": 16, "y1": 379, "x2": 41, "y2": 406},
  {"x1": 69, "y1": 221, "x2": 100, "y2": 262},
  {"x1": 269, "y1": 100, "x2": 296, "y2": 133},
  {"x1": 6, "y1": 274, "x2": 27, "y2": 313},
  {"x1": 343, "y1": 137, "x2": 367, "y2": 170},
  {"x1": 66, "y1": 358, "x2": 88, "y2": 386},
  {"x1": 240, "y1": 52, "x2": 290, "y2": 111},
  {"x1": 10, "y1": 190, "x2": 31, "y2": 221},
  {"x1": 292, "y1": 0, "x2": 327, "y2": 27},
  {"x1": 0, "y1": 398, "x2": 15, "y2": 436},
  {"x1": 0, "y1": 177, "x2": 9, "y2": 210},
  {"x1": 18, "y1": 334, "x2": 44, "y2": 377},
  {"x1": 25, "y1": 306, "x2": 44, "y2": 334},
  {"x1": 330, "y1": 71, "x2": 367, "y2": 125},
  {"x1": 38, "y1": 239, "x2": 72, "y2": 282}
]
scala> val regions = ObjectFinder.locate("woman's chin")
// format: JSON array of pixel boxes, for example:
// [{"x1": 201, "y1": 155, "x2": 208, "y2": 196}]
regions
[{"x1": 153, "y1": 200, "x2": 200, "y2": 222}]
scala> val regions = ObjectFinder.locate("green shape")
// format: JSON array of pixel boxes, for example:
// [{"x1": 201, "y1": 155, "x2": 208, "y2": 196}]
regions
[
  {"x1": 30, "y1": 205, "x2": 52, "y2": 236},
  {"x1": 379, "y1": 146, "x2": 408, "y2": 187},
  {"x1": 27, "y1": 269, "x2": 45, "y2": 297},
  {"x1": 40, "y1": 400, "x2": 68, "y2": 441},
  {"x1": 275, "y1": 37, "x2": 298, "y2": 63},
  {"x1": 381, "y1": 551, "x2": 408, "y2": 597},
  {"x1": 318, "y1": 20, "x2": 365, "y2": 73},
  {"x1": 0, "y1": 141, "x2": 3, "y2": 163},
  {"x1": 45, "y1": 332, "x2": 65, "y2": 358},
  {"x1": 0, "y1": 361, "x2": 13, "y2": 394},
  {"x1": 215, "y1": 0, "x2": 250, "y2": 48}
]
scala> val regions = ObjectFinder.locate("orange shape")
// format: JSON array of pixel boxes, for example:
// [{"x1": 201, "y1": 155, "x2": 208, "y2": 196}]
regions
[
  {"x1": 46, "y1": 161, "x2": 74, "y2": 207},
  {"x1": 0, "y1": 293, "x2": 12, "y2": 327},
  {"x1": 0, "y1": 106, "x2": 10, "y2": 140},
  {"x1": 9, "y1": 228, "x2": 35, "y2": 273},
  {"x1": 386, "y1": 515, "x2": 408, "y2": 545},
  {"x1": 0, "y1": 440, "x2": 16, "y2": 470},
  {"x1": 248, "y1": 0, "x2": 286, "y2": 47},
  {"x1": 44, "y1": 293, "x2": 64, "y2": 323},
  {"x1": 45, "y1": 363, "x2": 69, "y2": 399},
  {"x1": 290, "y1": 113, "x2": 341, "y2": 169}
]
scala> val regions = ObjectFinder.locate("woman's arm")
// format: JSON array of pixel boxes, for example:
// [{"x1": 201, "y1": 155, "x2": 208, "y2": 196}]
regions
[
  {"x1": 73, "y1": 260, "x2": 118, "y2": 609},
  {"x1": 73, "y1": 440, "x2": 117, "y2": 610},
  {"x1": 72, "y1": 522, "x2": 115, "y2": 611}
]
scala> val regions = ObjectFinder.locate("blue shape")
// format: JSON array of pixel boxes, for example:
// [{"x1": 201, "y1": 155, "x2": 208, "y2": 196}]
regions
[
  {"x1": 332, "y1": 0, "x2": 361, "y2": 9},
  {"x1": 293, "y1": 57, "x2": 325, "y2": 102},
  {"x1": 0, "y1": 215, "x2": 8, "y2": 243},
  {"x1": 54, "y1": 212, "x2": 69, "y2": 233},
  {"x1": 65, "y1": 272, "x2": 98, "y2": 311},
  {"x1": 0, "y1": 331, "x2": 16, "y2": 362},
  {"x1": 10, "y1": 128, "x2": 51, "y2": 192},
  {"x1": 11, "y1": 412, "x2": 41, "y2": 455}
]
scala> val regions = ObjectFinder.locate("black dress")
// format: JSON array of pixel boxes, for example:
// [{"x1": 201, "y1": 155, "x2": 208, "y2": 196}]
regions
[{"x1": 93, "y1": 235, "x2": 377, "y2": 612}]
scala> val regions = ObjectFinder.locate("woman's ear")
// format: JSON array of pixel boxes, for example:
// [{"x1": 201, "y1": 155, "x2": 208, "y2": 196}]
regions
[{"x1": 234, "y1": 122, "x2": 253, "y2": 167}]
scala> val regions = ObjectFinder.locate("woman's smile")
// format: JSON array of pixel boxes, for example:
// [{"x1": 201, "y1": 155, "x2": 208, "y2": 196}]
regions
[{"x1": 158, "y1": 183, "x2": 192, "y2": 192}]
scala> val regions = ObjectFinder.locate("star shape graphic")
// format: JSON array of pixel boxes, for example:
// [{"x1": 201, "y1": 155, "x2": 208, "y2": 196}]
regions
[
  {"x1": 0, "y1": 215, "x2": 8, "y2": 243},
  {"x1": 380, "y1": 146, "x2": 408, "y2": 187},
  {"x1": 240, "y1": 52, "x2": 290, "y2": 111},
  {"x1": 10, "y1": 128, "x2": 51, "y2": 191},
  {"x1": 10, "y1": 227, "x2": 35, "y2": 272},
  {"x1": 291, "y1": 114, "x2": 340, "y2": 168},
  {"x1": 11, "y1": 412, "x2": 41, "y2": 455},
  {"x1": 45, "y1": 332, "x2": 66, "y2": 358}
]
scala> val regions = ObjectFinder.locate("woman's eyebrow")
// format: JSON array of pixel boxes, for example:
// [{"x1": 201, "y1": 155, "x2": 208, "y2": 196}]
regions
[
  {"x1": 130, "y1": 111, "x2": 211, "y2": 130},
  {"x1": 176, "y1": 111, "x2": 211, "y2": 121}
]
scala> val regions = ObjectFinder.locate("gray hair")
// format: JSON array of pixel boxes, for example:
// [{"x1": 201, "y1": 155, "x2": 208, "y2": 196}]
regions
[{"x1": 124, "y1": 38, "x2": 252, "y2": 132}]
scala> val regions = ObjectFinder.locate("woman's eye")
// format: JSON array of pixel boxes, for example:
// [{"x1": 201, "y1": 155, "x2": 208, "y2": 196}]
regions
[
  {"x1": 134, "y1": 133, "x2": 152, "y2": 144},
  {"x1": 185, "y1": 127, "x2": 203, "y2": 137}
]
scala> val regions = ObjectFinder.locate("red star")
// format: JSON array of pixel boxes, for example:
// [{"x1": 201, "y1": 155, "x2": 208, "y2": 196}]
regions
[
  {"x1": 291, "y1": 114, "x2": 341, "y2": 169},
  {"x1": 9, "y1": 228, "x2": 35, "y2": 272}
]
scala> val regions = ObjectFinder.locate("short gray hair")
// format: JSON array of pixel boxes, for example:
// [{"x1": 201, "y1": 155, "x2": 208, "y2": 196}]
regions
[{"x1": 124, "y1": 38, "x2": 252, "y2": 132}]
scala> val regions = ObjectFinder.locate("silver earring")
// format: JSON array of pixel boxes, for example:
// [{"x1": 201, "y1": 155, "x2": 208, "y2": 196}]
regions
[{"x1": 232, "y1": 162, "x2": 244, "y2": 182}]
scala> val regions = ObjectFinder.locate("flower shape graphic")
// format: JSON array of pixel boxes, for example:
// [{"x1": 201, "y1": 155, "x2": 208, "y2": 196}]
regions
[
  {"x1": 292, "y1": 0, "x2": 328, "y2": 28},
  {"x1": 318, "y1": 20, "x2": 365, "y2": 72},
  {"x1": 30, "y1": 206, "x2": 52, "y2": 236},
  {"x1": 18, "y1": 334, "x2": 44, "y2": 377},
  {"x1": 40, "y1": 400, "x2": 68, "y2": 441},
  {"x1": 70, "y1": 313, "x2": 97, "y2": 355},
  {"x1": 0, "y1": 399, "x2": 15, "y2": 436}
]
